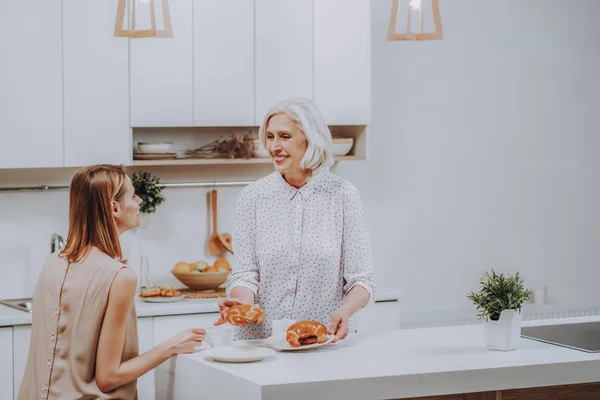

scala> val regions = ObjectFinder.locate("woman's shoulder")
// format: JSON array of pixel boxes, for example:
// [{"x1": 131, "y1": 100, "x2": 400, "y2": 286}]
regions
[
  {"x1": 39, "y1": 252, "x2": 68, "y2": 277},
  {"x1": 87, "y1": 247, "x2": 124, "y2": 266},
  {"x1": 319, "y1": 172, "x2": 361, "y2": 198},
  {"x1": 238, "y1": 172, "x2": 281, "y2": 198},
  {"x1": 77, "y1": 248, "x2": 129, "y2": 279}
]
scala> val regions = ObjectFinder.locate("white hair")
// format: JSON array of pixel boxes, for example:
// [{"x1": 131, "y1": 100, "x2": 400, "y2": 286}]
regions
[{"x1": 258, "y1": 97, "x2": 334, "y2": 174}]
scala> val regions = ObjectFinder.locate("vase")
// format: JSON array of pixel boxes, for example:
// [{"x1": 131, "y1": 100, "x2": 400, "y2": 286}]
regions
[{"x1": 484, "y1": 309, "x2": 521, "y2": 351}]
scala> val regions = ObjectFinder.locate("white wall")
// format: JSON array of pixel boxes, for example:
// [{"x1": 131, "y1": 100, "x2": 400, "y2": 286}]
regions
[
  {"x1": 1, "y1": 0, "x2": 599, "y2": 311},
  {"x1": 336, "y1": 0, "x2": 600, "y2": 307}
]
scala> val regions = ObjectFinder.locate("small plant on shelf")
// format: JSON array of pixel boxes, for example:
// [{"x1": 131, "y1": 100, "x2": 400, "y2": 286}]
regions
[
  {"x1": 131, "y1": 171, "x2": 166, "y2": 214},
  {"x1": 467, "y1": 269, "x2": 532, "y2": 322}
]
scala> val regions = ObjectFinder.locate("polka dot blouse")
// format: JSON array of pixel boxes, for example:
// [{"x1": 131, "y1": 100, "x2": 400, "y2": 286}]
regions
[{"x1": 226, "y1": 170, "x2": 377, "y2": 340}]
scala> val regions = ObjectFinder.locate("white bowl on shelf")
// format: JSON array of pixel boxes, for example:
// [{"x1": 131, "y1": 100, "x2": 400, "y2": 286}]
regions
[
  {"x1": 332, "y1": 137, "x2": 354, "y2": 156},
  {"x1": 137, "y1": 142, "x2": 173, "y2": 154}
]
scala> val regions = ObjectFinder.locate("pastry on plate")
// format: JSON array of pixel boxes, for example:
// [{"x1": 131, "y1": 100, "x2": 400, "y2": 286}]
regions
[
  {"x1": 286, "y1": 320, "x2": 329, "y2": 348},
  {"x1": 140, "y1": 286, "x2": 181, "y2": 298}
]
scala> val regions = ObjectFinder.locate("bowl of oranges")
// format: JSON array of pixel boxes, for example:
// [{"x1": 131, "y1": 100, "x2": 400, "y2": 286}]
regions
[{"x1": 171, "y1": 258, "x2": 231, "y2": 290}]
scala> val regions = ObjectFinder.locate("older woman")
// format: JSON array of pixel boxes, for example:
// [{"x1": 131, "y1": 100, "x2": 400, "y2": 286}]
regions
[{"x1": 215, "y1": 97, "x2": 376, "y2": 342}]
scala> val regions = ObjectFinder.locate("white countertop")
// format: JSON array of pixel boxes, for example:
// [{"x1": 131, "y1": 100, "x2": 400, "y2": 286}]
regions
[
  {"x1": 0, "y1": 297, "x2": 221, "y2": 327},
  {"x1": 0, "y1": 290, "x2": 402, "y2": 327},
  {"x1": 159, "y1": 316, "x2": 600, "y2": 400}
]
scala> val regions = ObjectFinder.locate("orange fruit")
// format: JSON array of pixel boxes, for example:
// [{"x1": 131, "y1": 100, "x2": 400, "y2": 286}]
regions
[
  {"x1": 204, "y1": 265, "x2": 219, "y2": 273},
  {"x1": 214, "y1": 258, "x2": 231, "y2": 272},
  {"x1": 174, "y1": 261, "x2": 193, "y2": 273}
]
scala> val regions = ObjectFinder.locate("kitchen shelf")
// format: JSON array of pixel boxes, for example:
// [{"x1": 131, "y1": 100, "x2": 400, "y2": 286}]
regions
[{"x1": 132, "y1": 155, "x2": 364, "y2": 167}]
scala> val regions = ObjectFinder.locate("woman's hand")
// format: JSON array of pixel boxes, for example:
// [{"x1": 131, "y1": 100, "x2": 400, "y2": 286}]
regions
[
  {"x1": 214, "y1": 298, "x2": 244, "y2": 326},
  {"x1": 329, "y1": 307, "x2": 351, "y2": 343},
  {"x1": 165, "y1": 328, "x2": 206, "y2": 355}
]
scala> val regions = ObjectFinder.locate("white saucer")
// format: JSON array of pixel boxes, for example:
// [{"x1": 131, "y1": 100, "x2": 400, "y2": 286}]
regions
[
  {"x1": 202, "y1": 346, "x2": 275, "y2": 363},
  {"x1": 140, "y1": 295, "x2": 185, "y2": 303},
  {"x1": 264, "y1": 333, "x2": 335, "y2": 351}
]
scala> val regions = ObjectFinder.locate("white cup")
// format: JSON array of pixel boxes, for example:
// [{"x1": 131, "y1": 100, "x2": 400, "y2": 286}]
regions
[
  {"x1": 271, "y1": 319, "x2": 296, "y2": 336},
  {"x1": 205, "y1": 326, "x2": 233, "y2": 347}
]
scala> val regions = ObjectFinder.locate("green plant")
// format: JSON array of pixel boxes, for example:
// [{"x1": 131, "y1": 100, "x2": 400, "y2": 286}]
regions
[
  {"x1": 131, "y1": 172, "x2": 166, "y2": 214},
  {"x1": 467, "y1": 269, "x2": 532, "y2": 322}
]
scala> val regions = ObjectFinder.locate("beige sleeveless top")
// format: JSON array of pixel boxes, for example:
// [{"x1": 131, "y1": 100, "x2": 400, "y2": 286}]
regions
[{"x1": 17, "y1": 247, "x2": 139, "y2": 400}]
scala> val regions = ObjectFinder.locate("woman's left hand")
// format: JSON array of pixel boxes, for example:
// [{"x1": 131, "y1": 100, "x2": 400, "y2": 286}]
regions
[{"x1": 329, "y1": 307, "x2": 351, "y2": 343}]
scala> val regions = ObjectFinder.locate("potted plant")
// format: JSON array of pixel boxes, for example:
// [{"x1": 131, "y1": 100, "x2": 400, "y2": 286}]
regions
[
  {"x1": 131, "y1": 171, "x2": 166, "y2": 227},
  {"x1": 467, "y1": 269, "x2": 532, "y2": 351}
]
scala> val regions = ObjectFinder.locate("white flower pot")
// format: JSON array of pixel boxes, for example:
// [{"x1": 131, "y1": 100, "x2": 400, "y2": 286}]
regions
[{"x1": 483, "y1": 309, "x2": 521, "y2": 351}]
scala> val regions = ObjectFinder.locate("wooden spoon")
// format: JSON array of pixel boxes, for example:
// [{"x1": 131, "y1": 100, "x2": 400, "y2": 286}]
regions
[{"x1": 208, "y1": 189, "x2": 224, "y2": 256}]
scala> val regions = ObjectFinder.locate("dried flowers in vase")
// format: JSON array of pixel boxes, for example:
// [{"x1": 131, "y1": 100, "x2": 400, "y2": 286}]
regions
[{"x1": 185, "y1": 131, "x2": 256, "y2": 159}]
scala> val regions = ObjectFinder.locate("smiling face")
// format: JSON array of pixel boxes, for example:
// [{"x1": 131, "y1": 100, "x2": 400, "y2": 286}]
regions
[
  {"x1": 113, "y1": 176, "x2": 142, "y2": 235},
  {"x1": 265, "y1": 113, "x2": 309, "y2": 178}
]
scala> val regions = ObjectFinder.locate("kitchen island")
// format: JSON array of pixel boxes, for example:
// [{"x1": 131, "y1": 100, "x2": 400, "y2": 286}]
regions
[{"x1": 156, "y1": 316, "x2": 600, "y2": 400}]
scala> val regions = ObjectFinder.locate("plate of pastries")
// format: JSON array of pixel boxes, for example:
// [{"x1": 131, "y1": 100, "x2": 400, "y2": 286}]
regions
[
  {"x1": 139, "y1": 286, "x2": 184, "y2": 303},
  {"x1": 265, "y1": 320, "x2": 334, "y2": 351}
]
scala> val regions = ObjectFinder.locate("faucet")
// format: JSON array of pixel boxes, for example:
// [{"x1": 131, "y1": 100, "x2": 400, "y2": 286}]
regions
[{"x1": 50, "y1": 233, "x2": 65, "y2": 254}]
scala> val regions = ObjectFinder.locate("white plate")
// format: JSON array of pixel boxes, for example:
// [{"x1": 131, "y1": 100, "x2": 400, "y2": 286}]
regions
[
  {"x1": 264, "y1": 333, "x2": 335, "y2": 351},
  {"x1": 140, "y1": 295, "x2": 185, "y2": 303},
  {"x1": 202, "y1": 346, "x2": 275, "y2": 363}
]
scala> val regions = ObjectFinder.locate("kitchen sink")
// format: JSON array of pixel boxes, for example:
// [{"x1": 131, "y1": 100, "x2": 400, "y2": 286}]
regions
[{"x1": 0, "y1": 297, "x2": 33, "y2": 313}]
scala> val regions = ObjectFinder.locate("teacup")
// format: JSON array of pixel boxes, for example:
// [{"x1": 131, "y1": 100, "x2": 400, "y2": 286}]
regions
[
  {"x1": 271, "y1": 319, "x2": 297, "y2": 336},
  {"x1": 205, "y1": 326, "x2": 233, "y2": 347}
]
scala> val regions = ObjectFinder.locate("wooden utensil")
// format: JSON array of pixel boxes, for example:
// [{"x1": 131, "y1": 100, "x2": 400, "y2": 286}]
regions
[
  {"x1": 208, "y1": 189, "x2": 225, "y2": 256},
  {"x1": 219, "y1": 233, "x2": 233, "y2": 254}
]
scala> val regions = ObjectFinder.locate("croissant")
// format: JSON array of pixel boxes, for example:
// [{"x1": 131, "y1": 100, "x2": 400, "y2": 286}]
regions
[
  {"x1": 286, "y1": 320, "x2": 329, "y2": 348},
  {"x1": 225, "y1": 304, "x2": 265, "y2": 326}
]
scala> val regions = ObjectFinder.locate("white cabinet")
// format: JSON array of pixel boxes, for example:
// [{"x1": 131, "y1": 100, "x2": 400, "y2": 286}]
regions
[
  {"x1": 193, "y1": 0, "x2": 254, "y2": 127},
  {"x1": 0, "y1": 327, "x2": 13, "y2": 400},
  {"x1": 137, "y1": 317, "x2": 155, "y2": 400},
  {"x1": 255, "y1": 0, "x2": 314, "y2": 123},
  {"x1": 130, "y1": 0, "x2": 194, "y2": 127},
  {"x1": 0, "y1": 0, "x2": 63, "y2": 169},
  {"x1": 356, "y1": 301, "x2": 401, "y2": 338},
  {"x1": 63, "y1": 0, "x2": 131, "y2": 167},
  {"x1": 314, "y1": 0, "x2": 370, "y2": 125},
  {"x1": 12, "y1": 325, "x2": 31, "y2": 400}
]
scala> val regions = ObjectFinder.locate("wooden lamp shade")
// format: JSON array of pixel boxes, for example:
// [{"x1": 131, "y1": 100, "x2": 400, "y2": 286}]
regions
[
  {"x1": 387, "y1": 0, "x2": 443, "y2": 41},
  {"x1": 114, "y1": 0, "x2": 173, "y2": 38}
]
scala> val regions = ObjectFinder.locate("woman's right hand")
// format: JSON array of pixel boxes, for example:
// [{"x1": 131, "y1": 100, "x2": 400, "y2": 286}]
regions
[
  {"x1": 213, "y1": 298, "x2": 244, "y2": 326},
  {"x1": 166, "y1": 328, "x2": 206, "y2": 355}
]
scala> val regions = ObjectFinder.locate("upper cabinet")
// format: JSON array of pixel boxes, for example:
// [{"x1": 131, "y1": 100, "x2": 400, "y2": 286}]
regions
[
  {"x1": 130, "y1": 0, "x2": 369, "y2": 128},
  {"x1": 0, "y1": 0, "x2": 63, "y2": 169},
  {"x1": 314, "y1": 0, "x2": 371, "y2": 125},
  {"x1": 193, "y1": 0, "x2": 254, "y2": 126},
  {"x1": 130, "y1": 0, "x2": 194, "y2": 127},
  {"x1": 63, "y1": 0, "x2": 131, "y2": 166},
  {"x1": 0, "y1": 0, "x2": 370, "y2": 170},
  {"x1": 254, "y1": 0, "x2": 314, "y2": 123}
]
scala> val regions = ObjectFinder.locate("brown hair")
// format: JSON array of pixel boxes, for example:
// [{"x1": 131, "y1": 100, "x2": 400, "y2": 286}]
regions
[{"x1": 60, "y1": 164, "x2": 129, "y2": 264}]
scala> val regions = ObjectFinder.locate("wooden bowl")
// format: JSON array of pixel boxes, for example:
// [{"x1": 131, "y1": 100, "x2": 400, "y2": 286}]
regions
[{"x1": 171, "y1": 270, "x2": 230, "y2": 290}]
